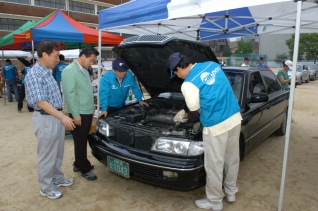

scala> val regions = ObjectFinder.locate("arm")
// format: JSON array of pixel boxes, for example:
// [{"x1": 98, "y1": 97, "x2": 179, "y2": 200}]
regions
[
  {"x1": 37, "y1": 101, "x2": 75, "y2": 130},
  {"x1": 278, "y1": 75, "x2": 291, "y2": 85},
  {"x1": 129, "y1": 73, "x2": 149, "y2": 106},
  {"x1": 98, "y1": 74, "x2": 111, "y2": 117}
]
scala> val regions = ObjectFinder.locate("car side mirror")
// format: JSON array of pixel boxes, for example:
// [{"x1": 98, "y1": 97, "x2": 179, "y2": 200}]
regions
[{"x1": 249, "y1": 93, "x2": 269, "y2": 103}]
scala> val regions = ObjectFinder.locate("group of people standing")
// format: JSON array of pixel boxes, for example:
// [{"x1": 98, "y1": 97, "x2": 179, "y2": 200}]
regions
[
  {"x1": 240, "y1": 56, "x2": 270, "y2": 69},
  {"x1": 22, "y1": 40, "x2": 148, "y2": 200}
]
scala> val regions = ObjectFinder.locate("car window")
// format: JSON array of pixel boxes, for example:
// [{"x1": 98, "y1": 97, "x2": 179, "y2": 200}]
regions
[
  {"x1": 225, "y1": 72, "x2": 243, "y2": 102},
  {"x1": 248, "y1": 72, "x2": 266, "y2": 97},
  {"x1": 297, "y1": 65, "x2": 302, "y2": 72},
  {"x1": 309, "y1": 65, "x2": 316, "y2": 70},
  {"x1": 260, "y1": 70, "x2": 281, "y2": 94}
]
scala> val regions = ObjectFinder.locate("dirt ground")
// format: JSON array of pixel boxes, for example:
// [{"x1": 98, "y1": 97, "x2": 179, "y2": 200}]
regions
[{"x1": 1, "y1": 78, "x2": 318, "y2": 211}]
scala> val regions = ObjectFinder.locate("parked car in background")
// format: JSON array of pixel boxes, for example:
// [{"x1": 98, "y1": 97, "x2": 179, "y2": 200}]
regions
[
  {"x1": 308, "y1": 64, "x2": 318, "y2": 81},
  {"x1": 88, "y1": 35, "x2": 289, "y2": 191},
  {"x1": 288, "y1": 64, "x2": 310, "y2": 85}
]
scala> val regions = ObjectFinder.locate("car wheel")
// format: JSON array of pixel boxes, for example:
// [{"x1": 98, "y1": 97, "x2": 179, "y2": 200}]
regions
[
  {"x1": 274, "y1": 111, "x2": 287, "y2": 136},
  {"x1": 299, "y1": 77, "x2": 302, "y2": 85},
  {"x1": 314, "y1": 74, "x2": 316, "y2": 81},
  {"x1": 306, "y1": 76, "x2": 309, "y2": 83}
]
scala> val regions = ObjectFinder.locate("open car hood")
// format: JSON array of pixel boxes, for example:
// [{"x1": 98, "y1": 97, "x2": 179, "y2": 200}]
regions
[{"x1": 113, "y1": 35, "x2": 218, "y2": 97}]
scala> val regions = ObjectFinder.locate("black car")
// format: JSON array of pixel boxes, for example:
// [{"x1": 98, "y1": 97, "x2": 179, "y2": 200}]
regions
[{"x1": 88, "y1": 35, "x2": 289, "y2": 191}]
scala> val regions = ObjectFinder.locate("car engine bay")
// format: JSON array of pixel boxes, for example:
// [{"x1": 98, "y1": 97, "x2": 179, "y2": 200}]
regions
[{"x1": 104, "y1": 99, "x2": 203, "y2": 142}]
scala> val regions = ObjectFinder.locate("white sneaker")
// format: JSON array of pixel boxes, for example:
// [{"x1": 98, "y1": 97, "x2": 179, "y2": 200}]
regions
[
  {"x1": 224, "y1": 194, "x2": 235, "y2": 202},
  {"x1": 40, "y1": 188, "x2": 62, "y2": 199},
  {"x1": 194, "y1": 198, "x2": 223, "y2": 210}
]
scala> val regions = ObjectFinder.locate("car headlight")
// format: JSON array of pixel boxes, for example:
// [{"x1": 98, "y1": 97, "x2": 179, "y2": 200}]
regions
[
  {"x1": 151, "y1": 137, "x2": 204, "y2": 156},
  {"x1": 95, "y1": 119, "x2": 114, "y2": 137}
]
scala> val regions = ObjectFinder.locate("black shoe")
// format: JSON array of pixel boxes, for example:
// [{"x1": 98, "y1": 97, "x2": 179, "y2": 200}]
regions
[
  {"x1": 73, "y1": 165, "x2": 94, "y2": 172},
  {"x1": 81, "y1": 171, "x2": 97, "y2": 181},
  {"x1": 0, "y1": 96, "x2": 2, "y2": 98}
]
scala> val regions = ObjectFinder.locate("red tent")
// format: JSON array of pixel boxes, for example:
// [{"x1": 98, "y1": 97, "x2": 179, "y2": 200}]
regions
[{"x1": 2, "y1": 9, "x2": 123, "y2": 50}]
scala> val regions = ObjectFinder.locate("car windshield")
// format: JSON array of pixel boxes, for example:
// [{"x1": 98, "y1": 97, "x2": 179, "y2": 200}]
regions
[{"x1": 225, "y1": 72, "x2": 243, "y2": 102}]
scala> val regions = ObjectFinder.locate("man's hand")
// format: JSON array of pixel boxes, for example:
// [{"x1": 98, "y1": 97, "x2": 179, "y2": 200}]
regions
[
  {"x1": 173, "y1": 109, "x2": 188, "y2": 123},
  {"x1": 60, "y1": 115, "x2": 76, "y2": 130},
  {"x1": 139, "y1": 101, "x2": 149, "y2": 107},
  {"x1": 98, "y1": 111, "x2": 107, "y2": 119},
  {"x1": 74, "y1": 116, "x2": 81, "y2": 126}
]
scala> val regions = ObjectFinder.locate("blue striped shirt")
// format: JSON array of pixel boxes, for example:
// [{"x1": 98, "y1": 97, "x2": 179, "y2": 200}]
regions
[{"x1": 25, "y1": 61, "x2": 62, "y2": 110}]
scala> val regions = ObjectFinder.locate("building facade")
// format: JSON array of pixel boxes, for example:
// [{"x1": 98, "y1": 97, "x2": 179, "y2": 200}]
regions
[{"x1": 0, "y1": 0, "x2": 132, "y2": 60}]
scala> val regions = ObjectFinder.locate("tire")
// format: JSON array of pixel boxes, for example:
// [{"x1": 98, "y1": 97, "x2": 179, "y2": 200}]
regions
[
  {"x1": 314, "y1": 74, "x2": 316, "y2": 81},
  {"x1": 274, "y1": 111, "x2": 287, "y2": 136},
  {"x1": 306, "y1": 76, "x2": 309, "y2": 83},
  {"x1": 299, "y1": 77, "x2": 302, "y2": 85}
]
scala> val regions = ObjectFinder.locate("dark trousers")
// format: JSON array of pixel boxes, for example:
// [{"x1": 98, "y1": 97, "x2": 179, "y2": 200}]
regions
[
  {"x1": 18, "y1": 84, "x2": 34, "y2": 111},
  {"x1": 70, "y1": 114, "x2": 93, "y2": 174}
]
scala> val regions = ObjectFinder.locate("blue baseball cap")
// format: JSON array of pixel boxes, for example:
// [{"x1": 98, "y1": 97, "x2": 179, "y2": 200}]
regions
[
  {"x1": 112, "y1": 58, "x2": 129, "y2": 72},
  {"x1": 244, "y1": 57, "x2": 249, "y2": 61},
  {"x1": 258, "y1": 57, "x2": 264, "y2": 61},
  {"x1": 167, "y1": 52, "x2": 182, "y2": 78}
]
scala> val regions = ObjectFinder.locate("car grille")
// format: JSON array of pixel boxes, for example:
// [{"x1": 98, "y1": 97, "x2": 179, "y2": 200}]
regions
[{"x1": 93, "y1": 146, "x2": 160, "y2": 178}]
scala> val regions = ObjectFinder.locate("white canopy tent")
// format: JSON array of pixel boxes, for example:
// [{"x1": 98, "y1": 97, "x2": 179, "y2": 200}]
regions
[
  {"x1": 0, "y1": 50, "x2": 32, "y2": 58},
  {"x1": 28, "y1": 49, "x2": 81, "y2": 60},
  {"x1": 97, "y1": 1, "x2": 318, "y2": 210}
]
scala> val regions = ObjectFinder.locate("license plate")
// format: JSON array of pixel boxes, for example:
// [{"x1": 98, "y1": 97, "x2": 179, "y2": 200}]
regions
[{"x1": 107, "y1": 156, "x2": 130, "y2": 178}]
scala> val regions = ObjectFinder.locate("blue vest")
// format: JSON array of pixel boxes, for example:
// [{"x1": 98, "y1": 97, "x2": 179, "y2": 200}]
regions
[
  {"x1": 2, "y1": 63, "x2": 17, "y2": 80},
  {"x1": 22, "y1": 66, "x2": 32, "y2": 84},
  {"x1": 256, "y1": 63, "x2": 267, "y2": 68},
  {"x1": 184, "y1": 62, "x2": 240, "y2": 127},
  {"x1": 55, "y1": 62, "x2": 67, "y2": 81}
]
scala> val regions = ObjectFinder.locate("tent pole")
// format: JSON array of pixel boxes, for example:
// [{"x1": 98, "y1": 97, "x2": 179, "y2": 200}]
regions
[
  {"x1": 97, "y1": 29, "x2": 102, "y2": 118},
  {"x1": 278, "y1": 1, "x2": 302, "y2": 211},
  {"x1": 2, "y1": 46, "x2": 6, "y2": 105},
  {"x1": 31, "y1": 40, "x2": 35, "y2": 64}
]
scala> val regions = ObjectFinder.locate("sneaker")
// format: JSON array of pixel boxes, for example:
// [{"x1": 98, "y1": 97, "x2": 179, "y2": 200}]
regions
[
  {"x1": 81, "y1": 171, "x2": 97, "y2": 181},
  {"x1": 222, "y1": 189, "x2": 235, "y2": 202},
  {"x1": 53, "y1": 178, "x2": 74, "y2": 187},
  {"x1": 194, "y1": 198, "x2": 223, "y2": 211},
  {"x1": 40, "y1": 188, "x2": 62, "y2": 199},
  {"x1": 73, "y1": 164, "x2": 94, "y2": 172},
  {"x1": 224, "y1": 194, "x2": 235, "y2": 202}
]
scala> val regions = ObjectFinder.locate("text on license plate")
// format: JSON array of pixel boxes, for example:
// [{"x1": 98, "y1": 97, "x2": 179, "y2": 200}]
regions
[{"x1": 107, "y1": 156, "x2": 130, "y2": 178}]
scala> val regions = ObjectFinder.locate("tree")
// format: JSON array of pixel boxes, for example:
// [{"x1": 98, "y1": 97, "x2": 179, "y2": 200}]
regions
[
  {"x1": 276, "y1": 53, "x2": 289, "y2": 60},
  {"x1": 234, "y1": 39, "x2": 253, "y2": 54},
  {"x1": 285, "y1": 33, "x2": 318, "y2": 64}
]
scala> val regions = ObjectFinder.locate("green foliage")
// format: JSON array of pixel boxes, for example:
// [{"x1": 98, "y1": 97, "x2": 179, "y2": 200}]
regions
[
  {"x1": 234, "y1": 39, "x2": 253, "y2": 54},
  {"x1": 276, "y1": 53, "x2": 289, "y2": 60},
  {"x1": 285, "y1": 33, "x2": 318, "y2": 63}
]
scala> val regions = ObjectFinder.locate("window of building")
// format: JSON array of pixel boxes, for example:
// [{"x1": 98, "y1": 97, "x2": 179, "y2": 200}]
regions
[
  {"x1": 69, "y1": 0, "x2": 94, "y2": 14},
  {"x1": 0, "y1": 18, "x2": 28, "y2": 30},
  {"x1": 97, "y1": 5, "x2": 108, "y2": 12},
  {"x1": 101, "y1": 49, "x2": 118, "y2": 60},
  {"x1": 0, "y1": 0, "x2": 30, "y2": 4},
  {"x1": 34, "y1": 0, "x2": 65, "y2": 9}
]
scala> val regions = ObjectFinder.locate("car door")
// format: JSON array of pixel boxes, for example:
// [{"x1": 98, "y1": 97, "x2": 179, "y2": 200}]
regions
[
  {"x1": 303, "y1": 65, "x2": 309, "y2": 80},
  {"x1": 243, "y1": 71, "x2": 273, "y2": 153}
]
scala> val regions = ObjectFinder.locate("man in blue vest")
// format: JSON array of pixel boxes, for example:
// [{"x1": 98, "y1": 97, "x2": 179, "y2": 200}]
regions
[
  {"x1": 2, "y1": 59, "x2": 19, "y2": 102},
  {"x1": 53, "y1": 54, "x2": 67, "y2": 93},
  {"x1": 18, "y1": 59, "x2": 36, "y2": 112},
  {"x1": 167, "y1": 52, "x2": 242, "y2": 211},
  {"x1": 256, "y1": 57, "x2": 270, "y2": 69}
]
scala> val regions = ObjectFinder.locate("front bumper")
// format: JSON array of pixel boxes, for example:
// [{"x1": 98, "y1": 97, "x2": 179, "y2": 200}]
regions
[{"x1": 88, "y1": 133, "x2": 206, "y2": 191}]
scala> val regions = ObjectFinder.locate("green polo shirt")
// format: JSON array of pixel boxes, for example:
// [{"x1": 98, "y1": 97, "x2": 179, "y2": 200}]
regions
[{"x1": 62, "y1": 60, "x2": 94, "y2": 118}]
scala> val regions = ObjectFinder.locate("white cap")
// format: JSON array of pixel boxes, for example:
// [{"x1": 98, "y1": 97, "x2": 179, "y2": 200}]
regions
[{"x1": 284, "y1": 60, "x2": 293, "y2": 69}]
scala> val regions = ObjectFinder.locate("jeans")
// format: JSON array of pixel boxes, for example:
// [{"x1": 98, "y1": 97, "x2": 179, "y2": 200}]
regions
[
  {"x1": 18, "y1": 84, "x2": 34, "y2": 111},
  {"x1": 5, "y1": 79, "x2": 19, "y2": 102}
]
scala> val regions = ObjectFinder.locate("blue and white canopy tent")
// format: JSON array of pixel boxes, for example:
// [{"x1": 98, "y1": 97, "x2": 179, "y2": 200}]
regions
[{"x1": 97, "y1": 1, "x2": 318, "y2": 210}]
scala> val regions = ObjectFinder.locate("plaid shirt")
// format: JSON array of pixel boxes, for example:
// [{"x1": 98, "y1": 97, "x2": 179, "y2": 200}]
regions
[{"x1": 25, "y1": 61, "x2": 62, "y2": 110}]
